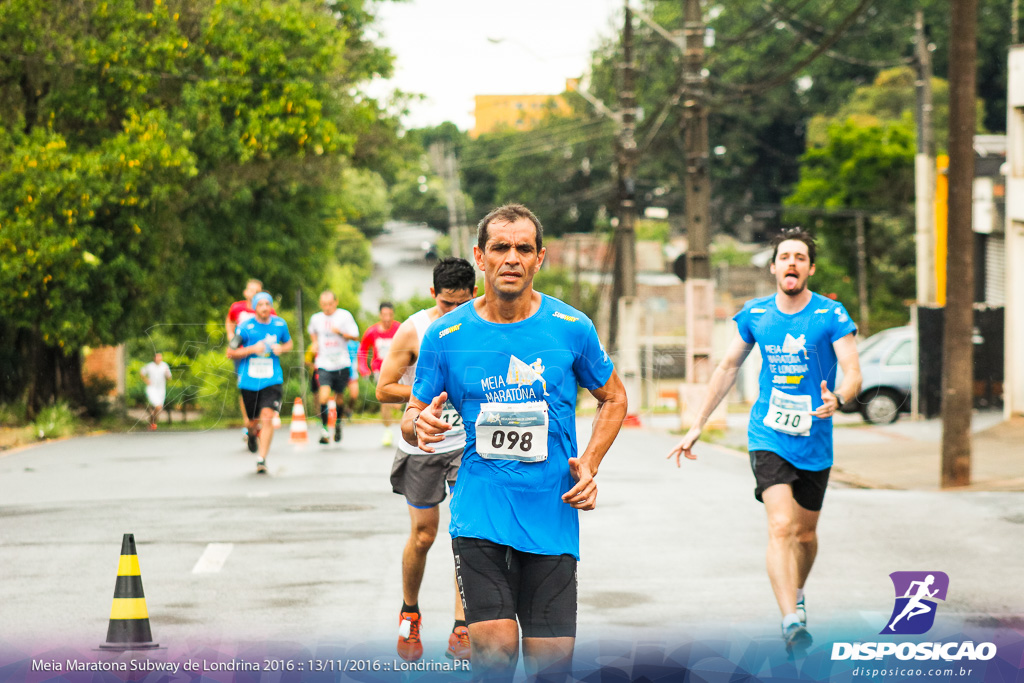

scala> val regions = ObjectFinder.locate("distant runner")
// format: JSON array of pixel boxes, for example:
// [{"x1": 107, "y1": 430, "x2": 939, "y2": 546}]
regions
[
  {"x1": 226, "y1": 279, "x2": 274, "y2": 442},
  {"x1": 307, "y1": 291, "x2": 360, "y2": 444},
  {"x1": 359, "y1": 302, "x2": 401, "y2": 446},
  {"x1": 226, "y1": 292, "x2": 293, "y2": 473},
  {"x1": 140, "y1": 352, "x2": 172, "y2": 431},
  {"x1": 376, "y1": 257, "x2": 477, "y2": 663},
  {"x1": 668, "y1": 227, "x2": 862, "y2": 653}
]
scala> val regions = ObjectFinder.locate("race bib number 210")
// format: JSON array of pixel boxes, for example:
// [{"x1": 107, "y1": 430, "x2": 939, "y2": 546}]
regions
[{"x1": 763, "y1": 388, "x2": 812, "y2": 437}]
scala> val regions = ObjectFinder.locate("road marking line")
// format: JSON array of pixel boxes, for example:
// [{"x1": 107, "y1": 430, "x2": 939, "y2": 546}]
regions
[{"x1": 192, "y1": 543, "x2": 234, "y2": 574}]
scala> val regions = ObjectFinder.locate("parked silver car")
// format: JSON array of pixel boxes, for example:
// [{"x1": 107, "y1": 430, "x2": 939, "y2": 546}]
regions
[{"x1": 838, "y1": 325, "x2": 915, "y2": 424}]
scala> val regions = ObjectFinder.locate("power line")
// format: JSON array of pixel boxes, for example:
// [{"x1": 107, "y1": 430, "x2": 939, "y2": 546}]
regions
[
  {"x1": 459, "y1": 120, "x2": 612, "y2": 164},
  {"x1": 714, "y1": 0, "x2": 878, "y2": 101},
  {"x1": 713, "y1": 0, "x2": 818, "y2": 46},
  {"x1": 459, "y1": 128, "x2": 616, "y2": 170},
  {"x1": 766, "y1": 1, "x2": 911, "y2": 69}
]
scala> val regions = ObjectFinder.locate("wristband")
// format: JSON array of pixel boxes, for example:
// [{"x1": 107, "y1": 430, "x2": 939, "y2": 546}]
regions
[{"x1": 834, "y1": 392, "x2": 845, "y2": 409}]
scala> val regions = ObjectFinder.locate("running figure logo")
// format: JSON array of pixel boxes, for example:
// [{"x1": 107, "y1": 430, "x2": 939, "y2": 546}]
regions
[
  {"x1": 882, "y1": 571, "x2": 949, "y2": 635},
  {"x1": 782, "y1": 333, "x2": 810, "y2": 360},
  {"x1": 506, "y1": 355, "x2": 548, "y2": 396}
]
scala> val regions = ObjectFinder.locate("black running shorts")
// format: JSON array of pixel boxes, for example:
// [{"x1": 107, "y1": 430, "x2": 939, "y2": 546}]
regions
[
  {"x1": 241, "y1": 385, "x2": 283, "y2": 420},
  {"x1": 390, "y1": 448, "x2": 462, "y2": 508},
  {"x1": 749, "y1": 450, "x2": 830, "y2": 511},
  {"x1": 317, "y1": 367, "x2": 352, "y2": 394},
  {"x1": 452, "y1": 536, "x2": 577, "y2": 638}
]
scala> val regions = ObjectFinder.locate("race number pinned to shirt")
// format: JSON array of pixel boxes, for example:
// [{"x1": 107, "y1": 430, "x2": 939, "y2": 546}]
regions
[
  {"x1": 440, "y1": 400, "x2": 465, "y2": 437},
  {"x1": 763, "y1": 388, "x2": 812, "y2": 437},
  {"x1": 248, "y1": 357, "x2": 274, "y2": 379},
  {"x1": 475, "y1": 401, "x2": 548, "y2": 462},
  {"x1": 320, "y1": 338, "x2": 345, "y2": 367}
]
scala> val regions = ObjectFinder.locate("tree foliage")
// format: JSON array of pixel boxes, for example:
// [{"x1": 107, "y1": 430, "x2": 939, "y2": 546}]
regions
[{"x1": 0, "y1": 0, "x2": 399, "y2": 411}]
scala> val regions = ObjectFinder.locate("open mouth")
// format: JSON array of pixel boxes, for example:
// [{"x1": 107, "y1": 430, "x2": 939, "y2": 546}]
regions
[{"x1": 784, "y1": 272, "x2": 799, "y2": 287}]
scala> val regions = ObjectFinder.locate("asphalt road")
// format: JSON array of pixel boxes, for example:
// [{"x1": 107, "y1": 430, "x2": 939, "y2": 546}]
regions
[
  {"x1": 360, "y1": 221, "x2": 440, "y2": 311},
  {"x1": 2, "y1": 418, "x2": 1022, "y2": 665}
]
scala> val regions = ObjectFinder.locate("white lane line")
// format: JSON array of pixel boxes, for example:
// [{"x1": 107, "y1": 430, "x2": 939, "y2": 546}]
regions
[{"x1": 191, "y1": 543, "x2": 234, "y2": 574}]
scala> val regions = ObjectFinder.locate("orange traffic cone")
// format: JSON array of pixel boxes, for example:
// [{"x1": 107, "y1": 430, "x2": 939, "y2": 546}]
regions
[
  {"x1": 622, "y1": 412, "x2": 643, "y2": 427},
  {"x1": 99, "y1": 533, "x2": 159, "y2": 650},
  {"x1": 289, "y1": 397, "x2": 308, "y2": 443}
]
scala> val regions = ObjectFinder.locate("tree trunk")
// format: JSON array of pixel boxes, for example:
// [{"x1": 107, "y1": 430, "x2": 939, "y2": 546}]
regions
[{"x1": 23, "y1": 328, "x2": 86, "y2": 417}]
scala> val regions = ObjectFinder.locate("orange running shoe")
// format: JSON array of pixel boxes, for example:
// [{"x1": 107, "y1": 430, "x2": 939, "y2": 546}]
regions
[
  {"x1": 397, "y1": 611, "x2": 423, "y2": 662},
  {"x1": 445, "y1": 626, "x2": 471, "y2": 661}
]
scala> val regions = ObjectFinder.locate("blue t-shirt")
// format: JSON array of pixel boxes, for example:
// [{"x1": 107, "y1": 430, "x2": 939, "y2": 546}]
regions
[
  {"x1": 413, "y1": 294, "x2": 615, "y2": 560},
  {"x1": 734, "y1": 293, "x2": 857, "y2": 470},
  {"x1": 235, "y1": 316, "x2": 291, "y2": 390}
]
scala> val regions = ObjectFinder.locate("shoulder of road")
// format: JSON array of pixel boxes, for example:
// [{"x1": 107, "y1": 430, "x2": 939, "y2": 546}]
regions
[{"x1": 643, "y1": 410, "x2": 1024, "y2": 492}]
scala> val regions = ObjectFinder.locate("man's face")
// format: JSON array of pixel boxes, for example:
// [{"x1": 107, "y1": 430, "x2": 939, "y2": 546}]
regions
[
  {"x1": 770, "y1": 239, "x2": 815, "y2": 296},
  {"x1": 255, "y1": 298, "x2": 273, "y2": 319},
  {"x1": 473, "y1": 217, "x2": 545, "y2": 301},
  {"x1": 244, "y1": 281, "x2": 262, "y2": 301},
  {"x1": 380, "y1": 307, "x2": 395, "y2": 326},
  {"x1": 432, "y1": 287, "x2": 475, "y2": 315},
  {"x1": 319, "y1": 294, "x2": 337, "y2": 316},
  {"x1": 154, "y1": 353, "x2": 163, "y2": 364}
]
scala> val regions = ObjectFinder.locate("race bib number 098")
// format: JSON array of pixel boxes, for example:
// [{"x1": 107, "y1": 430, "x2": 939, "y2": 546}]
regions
[{"x1": 475, "y1": 401, "x2": 548, "y2": 462}]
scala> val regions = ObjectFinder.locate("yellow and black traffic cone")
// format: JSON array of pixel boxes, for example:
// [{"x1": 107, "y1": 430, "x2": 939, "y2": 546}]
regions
[{"x1": 99, "y1": 533, "x2": 160, "y2": 650}]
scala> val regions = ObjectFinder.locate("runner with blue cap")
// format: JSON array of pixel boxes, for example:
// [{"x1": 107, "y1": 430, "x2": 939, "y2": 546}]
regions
[{"x1": 227, "y1": 291, "x2": 292, "y2": 473}]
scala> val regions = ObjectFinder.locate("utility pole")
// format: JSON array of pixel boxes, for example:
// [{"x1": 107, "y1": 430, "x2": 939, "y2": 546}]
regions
[
  {"x1": 296, "y1": 288, "x2": 307, "y2": 407},
  {"x1": 609, "y1": 2, "x2": 638, "y2": 351},
  {"x1": 1013, "y1": 0, "x2": 1020, "y2": 44},
  {"x1": 914, "y1": 9, "x2": 936, "y2": 306},
  {"x1": 429, "y1": 142, "x2": 467, "y2": 259},
  {"x1": 682, "y1": 0, "x2": 715, "y2": 383},
  {"x1": 941, "y1": 0, "x2": 978, "y2": 488},
  {"x1": 612, "y1": 2, "x2": 643, "y2": 426},
  {"x1": 855, "y1": 211, "x2": 870, "y2": 336}
]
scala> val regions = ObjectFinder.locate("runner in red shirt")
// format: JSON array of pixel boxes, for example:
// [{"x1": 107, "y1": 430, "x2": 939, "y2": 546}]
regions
[{"x1": 359, "y1": 301, "x2": 401, "y2": 446}]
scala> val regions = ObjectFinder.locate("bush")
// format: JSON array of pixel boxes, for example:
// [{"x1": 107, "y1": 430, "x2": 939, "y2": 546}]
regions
[
  {"x1": 83, "y1": 376, "x2": 116, "y2": 418},
  {"x1": 0, "y1": 401, "x2": 27, "y2": 427},
  {"x1": 190, "y1": 350, "x2": 241, "y2": 419},
  {"x1": 33, "y1": 402, "x2": 76, "y2": 440}
]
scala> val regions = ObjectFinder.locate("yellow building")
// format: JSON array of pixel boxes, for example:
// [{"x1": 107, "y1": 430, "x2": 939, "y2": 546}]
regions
[{"x1": 471, "y1": 78, "x2": 579, "y2": 138}]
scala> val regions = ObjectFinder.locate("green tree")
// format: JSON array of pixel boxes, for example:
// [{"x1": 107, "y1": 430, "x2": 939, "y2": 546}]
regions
[
  {"x1": 785, "y1": 117, "x2": 917, "y2": 329},
  {"x1": 0, "y1": 0, "x2": 400, "y2": 412}
]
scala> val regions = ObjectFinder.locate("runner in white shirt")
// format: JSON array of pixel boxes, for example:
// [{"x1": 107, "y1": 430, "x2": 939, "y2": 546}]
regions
[
  {"x1": 307, "y1": 291, "x2": 360, "y2": 444},
  {"x1": 140, "y1": 352, "x2": 172, "y2": 431}
]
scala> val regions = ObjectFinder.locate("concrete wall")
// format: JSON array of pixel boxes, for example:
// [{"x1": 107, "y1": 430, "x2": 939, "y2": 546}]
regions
[
  {"x1": 1006, "y1": 46, "x2": 1024, "y2": 417},
  {"x1": 82, "y1": 345, "x2": 125, "y2": 396}
]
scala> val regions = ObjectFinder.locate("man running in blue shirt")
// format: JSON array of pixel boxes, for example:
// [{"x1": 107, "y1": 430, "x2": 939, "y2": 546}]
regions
[
  {"x1": 403, "y1": 204, "x2": 627, "y2": 681},
  {"x1": 668, "y1": 227, "x2": 862, "y2": 652},
  {"x1": 227, "y1": 292, "x2": 293, "y2": 474}
]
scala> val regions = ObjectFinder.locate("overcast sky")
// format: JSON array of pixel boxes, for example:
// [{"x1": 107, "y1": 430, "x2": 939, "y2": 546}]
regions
[{"x1": 366, "y1": 0, "x2": 624, "y2": 131}]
